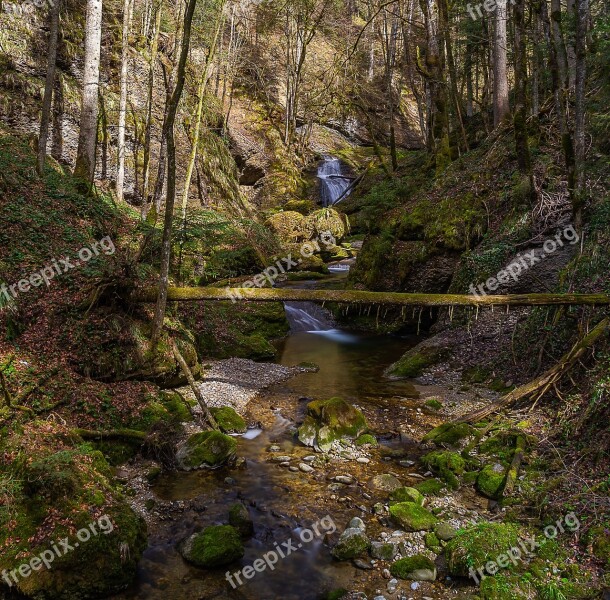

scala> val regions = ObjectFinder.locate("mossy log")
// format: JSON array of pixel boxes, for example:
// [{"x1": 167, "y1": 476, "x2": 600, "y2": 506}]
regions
[
  {"x1": 456, "y1": 318, "x2": 610, "y2": 423},
  {"x1": 501, "y1": 434, "x2": 527, "y2": 500},
  {"x1": 72, "y1": 428, "x2": 148, "y2": 442},
  {"x1": 131, "y1": 287, "x2": 610, "y2": 307}
]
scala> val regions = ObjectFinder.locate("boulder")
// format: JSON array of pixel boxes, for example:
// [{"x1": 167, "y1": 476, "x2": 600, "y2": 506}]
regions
[
  {"x1": 177, "y1": 431, "x2": 237, "y2": 470},
  {"x1": 298, "y1": 397, "x2": 368, "y2": 452},
  {"x1": 181, "y1": 525, "x2": 244, "y2": 568}
]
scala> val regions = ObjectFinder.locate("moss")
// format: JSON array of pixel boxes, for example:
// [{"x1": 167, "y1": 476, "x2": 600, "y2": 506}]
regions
[
  {"x1": 424, "y1": 532, "x2": 442, "y2": 551},
  {"x1": 424, "y1": 398, "x2": 443, "y2": 410},
  {"x1": 390, "y1": 555, "x2": 437, "y2": 581},
  {"x1": 445, "y1": 522, "x2": 521, "y2": 577},
  {"x1": 421, "y1": 451, "x2": 466, "y2": 489},
  {"x1": 422, "y1": 423, "x2": 473, "y2": 446},
  {"x1": 181, "y1": 525, "x2": 244, "y2": 568},
  {"x1": 298, "y1": 397, "x2": 368, "y2": 452},
  {"x1": 228, "y1": 503, "x2": 254, "y2": 538},
  {"x1": 479, "y1": 574, "x2": 536, "y2": 599},
  {"x1": 476, "y1": 464, "x2": 507, "y2": 499},
  {"x1": 387, "y1": 345, "x2": 450, "y2": 378},
  {"x1": 389, "y1": 502, "x2": 438, "y2": 532},
  {"x1": 462, "y1": 366, "x2": 490, "y2": 384},
  {"x1": 178, "y1": 431, "x2": 237, "y2": 470},
  {"x1": 588, "y1": 525, "x2": 610, "y2": 567},
  {"x1": 161, "y1": 390, "x2": 194, "y2": 423},
  {"x1": 145, "y1": 467, "x2": 162, "y2": 483},
  {"x1": 355, "y1": 433, "x2": 378, "y2": 447},
  {"x1": 326, "y1": 589, "x2": 349, "y2": 600},
  {"x1": 414, "y1": 479, "x2": 446, "y2": 496},
  {"x1": 331, "y1": 528, "x2": 370, "y2": 560},
  {"x1": 389, "y1": 486, "x2": 425, "y2": 506},
  {"x1": 210, "y1": 407, "x2": 247, "y2": 434}
]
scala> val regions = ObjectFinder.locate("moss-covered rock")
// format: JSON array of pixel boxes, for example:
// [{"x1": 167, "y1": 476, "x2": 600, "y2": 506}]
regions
[
  {"x1": 228, "y1": 503, "x2": 254, "y2": 538},
  {"x1": 390, "y1": 555, "x2": 437, "y2": 581},
  {"x1": 424, "y1": 398, "x2": 443, "y2": 410},
  {"x1": 422, "y1": 423, "x2": 473, "y2": 446},
  {"x1": 389, "y1": 502, "x2": 438, "y2": 532},
  {"x1": 479, "y1": 574, "x2": 536, "y2": 599},
  {"x1": 355, "y1": 433, "x2": 378, "y2": 447},
  {"x1": 210, "y1": 407, "x2": 247, "y2": 434},
  {"x1": 424, "y1": 532, "x2": 442, "y2": 552},
  {"x1": 421, "y1": 450, "x2": 466, "y2": 489},
  {"x1": 298, "y1": 397, "x2": 368, "y2": 452},
  {"x1": 386, "y1": 344, "x2": 450, "y2": 378},
  {"x1": 266, "y1": 211, "x2": 309, "y2": 243},
  {"x1": 331, "y1": 527, "x2": 370, "y2": 560},
  {"x1": 370, "y1": 541, "x2": 398, "y2": 560},
  {"x1": 389, "y1": 486, "x2": 425, "y2": 506},
  {"x1": 181, "y1": 525, "x2": 244, "y2": 568},
  {"x1": 177, "y1": 431, "x2": 237, "y2": 470},
  {"x1": 445, "y1": 522, "x2": 521, "y2": 577},
  {"x1": 304, "y1": 208, "x2": 346, "y2": 241},
  {"x1": 588, "y1": 525, "x2": 610, "y2": 567},
  {"x1": 414, "y1": 479, "x2": 446, "y2": 496},
  {"x1": 434, "y1": 522, "x2": 457, "y2": 541},
  {"x1": 476, "y1": 463, "x2": 506, "y2": 499}
]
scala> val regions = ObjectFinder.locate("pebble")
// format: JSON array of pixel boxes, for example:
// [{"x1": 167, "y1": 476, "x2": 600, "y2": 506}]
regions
[
  {"x1": 303, "y1": 455, "x2": 316, "y2": 462},
  {"x1": 353, "y1": 558, "x2": 374, "y2": 570},
  {"x1": 289, "y1": 466, "x2": 299, "y2": 472},
  {"x1": 224, "y1": 477, "x2": 235, "y2": 485},
  {"x1": 357, "y1": 457, "x2": 370, "y2": 464},
  {"x1": 334, "y1": 475, "x2": 355, "y2": 484},
  {"x1": 299, "y1": 463, "x2": 314, "y2": 473},
  {"x1": 271, "y1": 455, "x2": 293, "y2": 463},
  {"x1": 268, "y1": 445, "x2": 281, "y2": 452},
  {"x1": 410, "y1": 582, "x2": 420, "y2": 590},
  {"x1": 399, "y1": 460, "x2": 415, "y2": 467},
  {"x1": 382, "y1": 569, "x2": 391, "y2": 579}
]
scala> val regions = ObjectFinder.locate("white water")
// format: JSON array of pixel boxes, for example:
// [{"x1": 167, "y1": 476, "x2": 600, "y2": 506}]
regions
[
  {"x1": 318, "y1": 157, "x2": 352, "y2": 206},
  {"x1": 284, "y1": 302, "x2": 335, "y2": 332}
]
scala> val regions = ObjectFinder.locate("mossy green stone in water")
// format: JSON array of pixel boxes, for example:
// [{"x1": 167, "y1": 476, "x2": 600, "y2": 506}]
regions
[
  {"x1": 445, "y1": 522, "x2": 521, "y2": 577},
  {"x1": 389, "y1": 502, "x2": 438, "y2": 532},
  {"x1": 390, "y1": 486, "x2": 425, "y2": 505},
  {"x1": 331, "y1": 528, "x2": 370, "y2": 560},
  {"x1": 390, "y1": 555, "x2": 437, "y2": 581},
  {"x1": 228, "y1": 503, "x2": 254, "y2": 538},
  {"x1": 387, "y1": 345, "x2": 450, "y2": 378},
  {"x1": 179, "y1": 431, "x2": 237, "y2": 469},
  {"x1": 476, "y1": 464, "x2": 506, "y2": 499},
  {"x1": 181, "y1": 525, "x2": 244, "y2": 568},
  {"x1": 355, "y1": 433, "x2": 378, "y2": 447},
  {"x1": 210, "y1": 406, "x2": 247, "y2": 434}
]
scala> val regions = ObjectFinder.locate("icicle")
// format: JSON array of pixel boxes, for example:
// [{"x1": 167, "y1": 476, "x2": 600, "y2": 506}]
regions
[
  {"x1": 476, "y1": 305, "x2": 480, "y2": 320},
  {"x1": 417, "y1": 308, "x2": 423, "y2": 335}
]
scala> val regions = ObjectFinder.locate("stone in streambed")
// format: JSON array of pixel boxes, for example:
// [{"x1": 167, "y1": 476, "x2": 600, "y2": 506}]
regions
[
  {"x1": 210, "y1": 406, "x2": 247, "y2": 434},
  {"x1": 177, "y1": 431, "x2": 237, "y2": 470},
  {"x1": 370, "y1": 541, "x2": 398, "y2": 561},
  {"x1": 389, "y1": 502, "x2": 438, "y2": 532},
  {"x1": 332, "y1": 518, "x2": 369, "y2": 560},
  {"x1": 390, "y1": 555, "x2": 437, "y2": 581},
  {"x1": 389, "y1": 486, "x2": 425, "y2": 506},
  {"x1": 181, "y1": 525, "x2": 244, "y2": 568},
  {"x1": 228, "y1": 503, "x2": 254, "y2": 538},
  {"x1": 476, "y1": 463, "x2": 506, "y2": 499},
  {"x1": 369, "y1": 473, "x2": 402, "y2": 492}
]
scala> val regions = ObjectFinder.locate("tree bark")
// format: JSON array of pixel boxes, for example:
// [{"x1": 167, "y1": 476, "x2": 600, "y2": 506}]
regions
[
  {"x1": 74, "y1": 0, "x2": 103, "y2": 184},
  {"x1": 149, "y1": 0, "x2": 198, "y2": 351},
  {"x1": 37, "y1": 0, "x2": 61, "y2": 176},
  {"x1": 492, "y1": 0, "x2": 510, "y2": 127},
  {"x1": 513, "y1": 0, "x2": 532, "y2": 178},
  {"x1": 116, "y1": 0, "x2": 133, "y2": 202}
]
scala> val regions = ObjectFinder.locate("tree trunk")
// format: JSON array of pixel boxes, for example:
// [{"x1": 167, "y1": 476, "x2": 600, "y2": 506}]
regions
[
  {"x1": 37, "y1": 0, "x2": 61, "y2": 176},
  {"x1": 492, "y1": 0, "x2": 510, "y2": 127},
  {"x1": 116, "y1": 0, "x2": 133, "y2": 202},
  {"x1": 149, "y1": 0, "x2": 198, "y2": 351},
  {"x1": 513, "y1": 0, "x2": 532, "y2": 178},
  {"x1": 74, "y1": 0, "x2": 103, "y2": 184}
]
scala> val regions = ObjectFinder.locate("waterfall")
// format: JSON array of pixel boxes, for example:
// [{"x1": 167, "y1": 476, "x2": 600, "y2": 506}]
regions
[
  {"x1": 284, "y1": 302, "x2": 335, "y2": 332},
  {"x1": 318, "y1": 157, "x2": 351, "y2": 207}
]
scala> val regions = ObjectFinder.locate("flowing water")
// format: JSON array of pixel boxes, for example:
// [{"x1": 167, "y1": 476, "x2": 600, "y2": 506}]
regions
[
  {"x1": 110, "y1": 269, "x2": 450, "y2": 600},
  {"x1": 318, "y1": 157, "x2": 352, "y2": 207}
]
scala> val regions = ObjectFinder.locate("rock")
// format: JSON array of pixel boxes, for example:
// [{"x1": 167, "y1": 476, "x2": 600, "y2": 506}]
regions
[
  {"x1": 228, "y1": 503, "x2": 254, "y2": 538},
  {"x1": 331, "y1": 527, "x2": 370, "y2": 560},
  {"x1": 357, "y1": 457, "x2": 371, "y2": 464},
  {"x1": 369, "y1": 474, "x2": 402, "y2": 492},
  {"x1": 373, "y1": 503, "x2": 386, "y2": 515},
  {"x1": 399, "y1": 460, "x2": 415, "y2": 467},
  {"x1": 353, "y1": 558, "x2": 374, "y2": 570},
  {"x1": 386, "y1": 342, "x2": 450, "y2": 379},
  {"x1": 210, "y1": 406, "x2": 247, "y2": 434},
  {"x1": 389, "y1": 502, "x2": 438, "y2": 532},
  {"x1": 421, "y1": 451, "x2": 466, "y2": 490},
  {"x1": 303, "y1": 455, "x2": 317, "y2": 462},
  {"x1": 334, "y1": 475, "x2": 356, "y2": 485},
  {"x1": 434, "y1": 522, "x2": 457, "y2": 541},
  {"x1": 299, "y1": 463, "x2": 314, "y2": 473},
  {"x1": 370, "y1": 541, "x2": 398, "y2": 561},
  {"x1": 355, "y1": 434, "x2": 378, "y2": 447},
  {"x1": 476, "y1": 463, "x2": 507, "y2": 500},
  {"x1": 268, "y1": 445, "x2": 281, "y2": 452},
  {"x1": 349, "y1": 517, "x2": 366, "y2": 531},
  {"x1": 390, "y1": 555, "x2": 437, "y2": 581},
  {"x1": 289, "y1": 466, "x2": 299, "y2": 472},
  {"x1": 445, "y1": 522, "x2": 521, "y2": 577},
  {"x1": 298, "y1": 397, "x2": 368, "y2": 452},
  {"x1": 181, "y1": 525, "x2": 244, "y2": 568},
  {"x1": 177, "y1": 431, "x2": 237, "y2": 470},
  {"x1": 224, "y1": 477, "x2": 236, "y2": 485},
  {"x1": 389, "y1": 487, "x2": 425, "y2": 506},
  {"x1": 422, "y1": 423, "x2": 473, "y2": 446},
  {"x1": 271, "y1": 455, "x2": 293, "y2": 463},
  {"x1": 424, "y1": 532, "x2": 442, "y2": 552}
]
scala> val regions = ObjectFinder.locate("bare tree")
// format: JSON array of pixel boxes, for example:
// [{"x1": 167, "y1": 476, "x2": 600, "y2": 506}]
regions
[
  {"x1": 116, "y1": 0, "x2": 133, "y2": 201},
  {"x1": 493, "y1": 0, "x2": 510, "y2": 127}
]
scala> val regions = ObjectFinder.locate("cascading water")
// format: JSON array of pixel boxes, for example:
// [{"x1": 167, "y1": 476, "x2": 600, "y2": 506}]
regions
[
  {"x1": 284, "y1": 302, "x2": 334, "y2": 333},
  {"x1": 318, "y1": 157, "x2": 352, "y2": 206}
]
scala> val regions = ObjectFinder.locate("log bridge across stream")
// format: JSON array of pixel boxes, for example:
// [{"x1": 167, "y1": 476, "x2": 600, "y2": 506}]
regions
[{"x1": 132, "y1": 287, "x2": 610, "y2": 307}]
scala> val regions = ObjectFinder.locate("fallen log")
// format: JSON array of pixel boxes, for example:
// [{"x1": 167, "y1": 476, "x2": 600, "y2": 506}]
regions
[
  {"x1": 501, "y1": 434, "x2": 527, "y2": 500},
  {"x1": 170, "y1": 338, "x2": 219, "y2": 431},
  {"x1": 456, "y1": 318, "x2": 610, "y2": 423},
  {"x1": 72, "y1": 428, "x2": 147, "y2": 442},
  {"x1": 131, "y1": 287, "x2": 610, "y2": 308}
]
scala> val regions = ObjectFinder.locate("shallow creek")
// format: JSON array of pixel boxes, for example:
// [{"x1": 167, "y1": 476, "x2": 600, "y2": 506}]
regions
[{"x1": 111, "y1": 274, "x2": 484, "y2": 600}]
